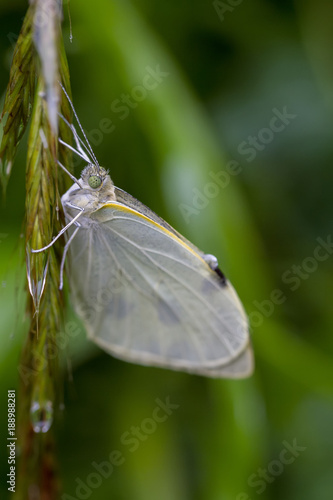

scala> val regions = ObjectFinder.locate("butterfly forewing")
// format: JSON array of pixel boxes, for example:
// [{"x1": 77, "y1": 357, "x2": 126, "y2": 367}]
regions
[{"x1": 64, "y1": 200, "x2": 252, "y2": 376}]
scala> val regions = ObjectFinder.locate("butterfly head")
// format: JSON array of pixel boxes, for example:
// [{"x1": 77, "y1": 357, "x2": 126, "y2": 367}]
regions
[
  {"x1": 76, "y1": 164, "x2": 116, "y2": 206},
  {"x1": 81, "y1": 164, "x2": 109, "y2": 188}
]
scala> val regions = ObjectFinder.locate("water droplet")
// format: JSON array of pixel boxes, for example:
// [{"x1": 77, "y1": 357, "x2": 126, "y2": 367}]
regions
[{"x1": 30, "y1": 400, "x2": 53, "y2": 433}]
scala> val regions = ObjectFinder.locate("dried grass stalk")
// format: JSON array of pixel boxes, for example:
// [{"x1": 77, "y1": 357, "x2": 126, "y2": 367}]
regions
[{"x1": 0, "y1": 1, "x2": 74, "y2": 498}]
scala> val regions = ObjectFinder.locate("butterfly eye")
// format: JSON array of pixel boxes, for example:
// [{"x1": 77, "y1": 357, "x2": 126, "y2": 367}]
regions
[{"x1": 88, "y1": 175, "x2": 102, "y2": 189}]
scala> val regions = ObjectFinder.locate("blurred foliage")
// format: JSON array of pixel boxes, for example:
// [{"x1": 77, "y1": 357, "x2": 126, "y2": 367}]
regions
[{"x1": 1, "y1": 0, "x2": 333, "y2": 499}]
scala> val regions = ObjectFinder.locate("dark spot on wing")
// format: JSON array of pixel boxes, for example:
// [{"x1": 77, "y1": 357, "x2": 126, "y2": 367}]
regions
[
  {"x1": 157, "y1": 299, "x2": 180, "y2": 325},
  {"x1": 108, "y1": 296, "x2": 133, "y2": 319}
]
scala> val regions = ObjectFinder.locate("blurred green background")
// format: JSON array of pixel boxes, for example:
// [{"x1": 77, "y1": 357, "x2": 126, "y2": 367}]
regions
[{"x1": 1, "y1": 0, "x2": 333, "y2": 499}]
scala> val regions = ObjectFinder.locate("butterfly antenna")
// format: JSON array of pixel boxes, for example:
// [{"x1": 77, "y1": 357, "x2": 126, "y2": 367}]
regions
[
  {"x1": 59, "y1": 113, "x2": 93, "y2": 163},
  {"x1": 60, "y1": 83, "x2": 99, "y2": 167},
  {"x1": 59, "y1": 137, "x2": 90, "y2": 164}
]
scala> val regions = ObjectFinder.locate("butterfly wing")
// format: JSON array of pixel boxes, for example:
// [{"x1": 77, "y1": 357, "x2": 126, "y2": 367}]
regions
[{"x1": 65, "y1": 201, "x2": 253, "y2": 378}]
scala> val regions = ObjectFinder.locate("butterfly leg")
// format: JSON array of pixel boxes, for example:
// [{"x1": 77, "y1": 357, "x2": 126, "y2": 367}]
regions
[{"x1": 31, "y1": 202, "x2": 84, "y2": 253}]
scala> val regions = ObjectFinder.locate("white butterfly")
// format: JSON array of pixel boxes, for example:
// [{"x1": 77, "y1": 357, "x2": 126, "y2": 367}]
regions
[{"x1": 34, "y1": 88, "x2": 254, "y2": 378}]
